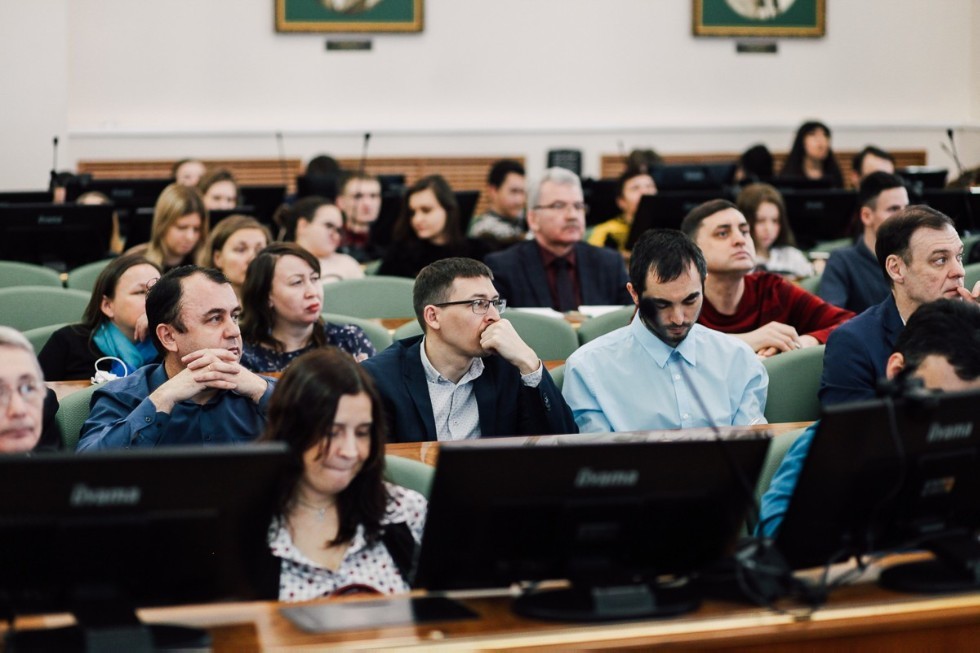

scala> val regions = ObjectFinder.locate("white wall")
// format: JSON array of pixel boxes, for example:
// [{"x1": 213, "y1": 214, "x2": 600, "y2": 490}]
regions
[{"x1": 2, "y1": 0, "x2": 978, "y2": 189}]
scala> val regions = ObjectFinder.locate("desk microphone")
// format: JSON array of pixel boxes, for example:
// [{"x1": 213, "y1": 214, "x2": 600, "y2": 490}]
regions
[
  {"x1": 357, "y1": 132, "x2": 371, "y2": 178},
  {"x1": 275, "y1": 131, "x2": 290, "y2": 189},
  {"x1": 49, "y1": 136, "x2": 59, "y2": 186},
  {"x1": 940, "y1": 128, "x2": 965, "y2": 178}
]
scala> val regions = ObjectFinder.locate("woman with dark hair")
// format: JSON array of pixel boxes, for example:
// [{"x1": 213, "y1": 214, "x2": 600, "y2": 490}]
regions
[
  {"x1": 38, "y1": 252, "x2": 162, "y2": 380},
  {"x1": 736, "y1": 183, "x2": 813, "y2": 279},
  {"x1": 239, "y1": 243, "x2": 374, "y2": 373},
  {"x1": 256, "y1": 347, "x2": 426, "y2": 600},
  {"x1": 275, "y1": 196, "x2": 363, "y2": 283},
  {"x1": 778, "y1": 121, "x2": 844, "y2": 187},
  {"x1": 377, "y1": 175, "x2": 489, "y2": 278}
]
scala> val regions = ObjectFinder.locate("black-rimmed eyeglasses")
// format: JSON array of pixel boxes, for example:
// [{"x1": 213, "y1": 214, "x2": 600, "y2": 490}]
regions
[{"x1": 433, "y1": 298, "x2": 507, "y2": 315}]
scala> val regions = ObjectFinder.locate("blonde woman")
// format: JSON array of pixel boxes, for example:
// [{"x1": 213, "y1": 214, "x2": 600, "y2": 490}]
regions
[
  {"x1": 131, "y1": 183, "x2": 208, "y2": 272},
  {"x1": 198, "y1": 215, "x2": 272, "y2": 300}
]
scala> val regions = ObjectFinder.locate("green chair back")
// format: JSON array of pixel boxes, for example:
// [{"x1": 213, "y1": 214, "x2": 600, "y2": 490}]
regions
[
  {"x1": 67, "y1": 258, "x2": 113, "y2": 292},
  {"x1": 363, "y1": 259, "x2": 382, "y2": 276},
  {"x1": 22, "y1": 323, "x2": 68, "y2": 355},
  {"x1": 392, "y1": 320, "x2": 423, "y2": 341},
  {"x1": 321, "y1": 276, "x2": 416, "y2": 319},
  {"x1": 762, "y1": 345, "x2": 825, "y2": 423},
  {"x1": 577, "y1": 306, "x2": 635, "y2": 345},
  {"x1": 55, "y1": 382, "x2": 102, "y2": 451},
  {"x1": 808, "y1": 237, "x2": 852, "y2": 255},
  {"x1": 0, "y1": 286, "x2": 90, "y2": 331},
  {"x1": 549, "y1": 364, "x2": 564, "y2": 391},
  {"x1": 322, "y1": 312, "x2": 393, "y2": 352},
  {"x1": 796, "y1": 275, "x2": 821, "y2": 295},
  {"x1": 965, "y1": 262, "x2": 980, "y2": 290},
  {"x1": 0, "y1": 261, "x2": 63, "y2": 289},
  {"x1": 384, "y1": 454, "x2": 434, "y2": 498}
]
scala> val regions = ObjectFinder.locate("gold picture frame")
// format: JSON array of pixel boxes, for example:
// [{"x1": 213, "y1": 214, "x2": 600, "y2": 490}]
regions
[
  {"x1": 693, "y1": 0, "x2": 825, "y2": 38},
  {"x1": 275, "y1": 0, "x2": 423, "y2": 34}
]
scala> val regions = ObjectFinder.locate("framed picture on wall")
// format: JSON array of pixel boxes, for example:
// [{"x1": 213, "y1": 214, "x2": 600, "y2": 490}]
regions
[
  {"x1": 692, "y1": 0, "x2": 825, "y2": 38},
  {"x1": 275, "y1": 0, "x2": 423, "y2": 33}
]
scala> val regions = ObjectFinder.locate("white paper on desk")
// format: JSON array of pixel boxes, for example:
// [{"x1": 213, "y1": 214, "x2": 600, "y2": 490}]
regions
[
  {"x1": 508, "y1": 307, "x2": 566, "y2": 319},
  {"x1": 282, "y1": 597, "x2": 415, "y2": 632},
  {"x1": 578, "y1": 305, "x2": 631, "y2": 318}
]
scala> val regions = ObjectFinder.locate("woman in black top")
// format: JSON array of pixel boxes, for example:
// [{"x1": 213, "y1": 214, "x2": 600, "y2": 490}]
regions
[
  {"x1": 378, "y1": 175, "x2": 490, "y2": 278},
  {"x1": 778, "y1": 121, "x2": 844, "y2": 188}
]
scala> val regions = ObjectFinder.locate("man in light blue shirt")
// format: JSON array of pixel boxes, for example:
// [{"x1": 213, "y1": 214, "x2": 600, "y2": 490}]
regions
[{"x1": 562, "y1": 229, "x2": 768, "y2": 433}]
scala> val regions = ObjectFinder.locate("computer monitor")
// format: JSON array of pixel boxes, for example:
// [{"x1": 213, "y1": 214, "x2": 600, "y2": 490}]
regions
[
  {"x1": 775, "y1": 388, "x2": 980, "y2": 594},
  {"x1": 125, "y1": 207, "x2": 155, "y2": 248},
  {"x1": 916, "y1": 190, "x2": 977, "y2": 234},
  {"x1": 415, "y1": 431, "x2": 771, "y2": 621},
  {"x1": 627, "y1": 191, "x2": 727, "y2": 249},
  {"x1": 0, "y1": 444, "x2": 288, "y2": 650},
  {"x1": 899, "y1": 166, "x2": 948, "y2": 195},
  {"x1": 780, "y1": 189, "x2": 857, "y2": 250},
  {"x1": 238, "y1": 185, "x2": 286, "y2": 226},
  {"x1": 377, "y1": 174, "x2": 406, "y2": 193},
  {"x1": 652, "y1": 162, "x2": 736, "y2": 192},
  {"x1": 0, "y1": 203, "x2": 114, "y2": 271},
  {"x1": 0, "y1": 190, "x2": 53, "y2": 204},
  {"x1": 455, "y1": 189, "x2": 480, "y2": 234},
  {"x1": 295, "y1": 173, "x2": 338, "y2": 200},
  {"x1": 64, "y1": 178, "x2": 170, "y2": 218},
  {"x1": 581, "y1": 178, "x2": 619, "y2": 227}
]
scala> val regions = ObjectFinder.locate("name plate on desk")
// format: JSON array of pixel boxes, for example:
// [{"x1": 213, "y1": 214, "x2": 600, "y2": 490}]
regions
[{"x1": 281, "y1": 596, "x2": 476, "y2": 633}]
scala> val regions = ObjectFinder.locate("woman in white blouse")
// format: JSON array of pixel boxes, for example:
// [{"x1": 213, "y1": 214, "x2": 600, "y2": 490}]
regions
[
  {"x1": 736, "y1": 183, "x2": 815, "y2": 280},
  {"x1": 256, "y1": 347, "x2": 426, "y2": 601}
]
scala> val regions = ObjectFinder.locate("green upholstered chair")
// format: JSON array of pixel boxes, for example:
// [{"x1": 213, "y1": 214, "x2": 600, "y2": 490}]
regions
[
  {"x1": 66, "y1": 258, "x2": 113, "y2": 292},
  {"x1": 576, "y1": 306, "x2": 635, "y2": 345},
  {"x1": 322, "y1": 312, "x2": 393, "y2": 353},
  {"x1": 0, "y1": 286, "x2": 90, "y2": 331},
  {"x1": 0, "y1": 261, "x2": 63, "y2": 289},
  {"x1": 392, "y1": 320, "x2": 423, "y2": 342},
  {"x1": 808, "y1": 237, "x2": 852, "y2": 255},
  {"x1": 762, "y1": 345, "x2": 825, "y2": 424},
  {"x1": 796, "y1": 275, "x2": 821, "y2": 295},
  {"x1": 384, "y1": 454, "x2": 434, "y2": 498},
  {"x1": 55, "y1": 382, "x2": 102, "y2": 451},
  {"x1": 321, "y1": 276, "x2": 416, "y2": 319},
  {"x1": 549, "y1": 364, "x2": 564, "y2": 391},
  {"x1": 22, "y1": 323, "x2": 68, "y2": 355},
  {"x1": 965, "y1": 262, "x2": 980, "y2": 290},
  {"x1": 363, "y1": 259, "x2": 382, "y2": 276}
]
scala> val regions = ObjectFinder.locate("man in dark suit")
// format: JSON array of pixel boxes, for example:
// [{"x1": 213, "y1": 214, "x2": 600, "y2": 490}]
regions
[
  {"x1": 820, "y1": 206, "x2": 975, "y2": 406},
  {"x1": 484, "y1": 167, "x2": 631, "y2": 311},
  {"x1": 361, "y1": 257, "x2": 576, "y2": 443}
]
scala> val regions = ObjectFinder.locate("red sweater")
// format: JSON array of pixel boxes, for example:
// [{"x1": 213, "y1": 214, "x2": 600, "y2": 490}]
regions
[{"x1": 699, "y1": 272, "x2": 854, "y2": 344}]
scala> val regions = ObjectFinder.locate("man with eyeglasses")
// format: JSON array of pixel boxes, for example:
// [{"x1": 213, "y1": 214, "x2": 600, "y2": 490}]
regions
[
  {"x1": 0, "y1": 326, "x2": 60, "y2": 453},
  {"x1": 485, "y1": 167, "x2": 632, "y2": 312},
  {"x1": 361, "y1": 257, "x2": 576, "y2": 442}
]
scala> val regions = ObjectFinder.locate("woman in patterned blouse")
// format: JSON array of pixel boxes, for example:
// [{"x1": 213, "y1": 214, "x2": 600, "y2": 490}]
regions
[
  {"x1": 257, "y1": 347, "x2": 427, "y2": 601},
  {"x1": 239, "y1": 243, "x2": 375, "y2": 373}
]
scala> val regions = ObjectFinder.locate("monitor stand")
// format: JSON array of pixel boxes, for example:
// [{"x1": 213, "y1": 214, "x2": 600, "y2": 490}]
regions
[
  {"x1": 512, "y1": 582, "x2": 699, "y2": 622},
  {"x1": 878, "y1": 532, "x2": 980, "y2": 594},
  {"x1": 5, "y1": 599, "x2": 210, "y2": 653}
]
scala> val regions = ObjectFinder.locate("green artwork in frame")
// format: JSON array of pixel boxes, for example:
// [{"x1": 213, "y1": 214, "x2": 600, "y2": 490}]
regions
[
  {"x1": 693, "y1": 0, "x2": 825, "y2": 38},
  {"x1": 276, "y1": 0, "x2": 423, "y2": 33}
]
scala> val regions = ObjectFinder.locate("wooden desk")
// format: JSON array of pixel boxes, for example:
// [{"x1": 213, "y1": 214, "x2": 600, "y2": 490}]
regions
[
  {"x1": 45, "y1": 379, "x2": 91, "y2": 402},
  {"x1": 386, "y1": 422, "x2": 812, "y2": 467},
  {"x1": 10, "y1": 569, "x2": 979, "y2": 650}
]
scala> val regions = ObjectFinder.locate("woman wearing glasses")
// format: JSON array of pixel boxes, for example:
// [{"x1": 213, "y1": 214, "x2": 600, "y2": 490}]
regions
[
  {"x1": 239, "y1": 243, "x2": 375, "y2": 373},
  {"x1": 377, "y1": 175, "x2": 490, "y2": 279},
  {"x1": 252, "y1": 347, "x2": 426, "y2": 600},
  {"x1": 275, "y1": 197, "x2": 364, "y2": 283}
]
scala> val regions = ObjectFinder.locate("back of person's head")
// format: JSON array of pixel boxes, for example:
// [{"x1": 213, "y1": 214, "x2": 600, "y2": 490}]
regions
[
  {"x1": 260, "y1": 346, "x2": 387, "y2": 543},
  {"x1": 413, "y1": 257, "x2": 493, "y2": 330},
  {"x1": 274, "y1": 196, "x2": 333, "y2": 242},
  {"x1": 145, "y1": 265, "x2": 228, "y2": 356},
  {"x1": 625, "y1": 148, "x2": 664, "y2": 174},
  {"x1": 858, "y1": 171, "x2": 906, "y2": 208},
  {"x1": 852, "y1": 146, "x2": 895, "y2": 175},
  {"x1": 49, "y1": 171, "x2": 76, "y2": 192},
  {"x1": 875, "y1": 205, "x2": 956, "y2": 286},
  {"x1": 736, "y1": 183, "x2": 795, "y2": 248},
  {"x1": 893, "y1": 299, "x2": 980, "y2": 383},
  {"x1": 629, "y1": 229, "x2": 707, "y2": 294},
  {"x1": 81, "y1": 252, "x2": 162, "y2": 331},
  {"x1": 198, "y1": 215, "x2": 271, "y2": 268},
  {"x1": 393, "y1": 175, "x2": 462, "y2": 244},
  {"x1": 680, "y1": 198, "x2": 740, "y2": 239},
  {"x1": 0, "y1": 326, "x2": 42, "y2": 378},
  {"x1": 529, "y1": 166, "x2": 583, "y2": 209},
  {"x1": 76, "y1": 191, "x2": 111, "y2": 206},
  {"x1": 487, "y1": 159, "x2": 525, "y2": 188},
  {"x1": 240, "y1": 242, "x2": 323, "y2": 348},
  {"x1": 306, "y1": 155, "x2": 341, "y2": 177},
  {"x1": 149, "y1": 183, "x2": 208, "y2": 259},
  {"x1": 738, "y1": 144, "x2": 774, "y2": 182}
]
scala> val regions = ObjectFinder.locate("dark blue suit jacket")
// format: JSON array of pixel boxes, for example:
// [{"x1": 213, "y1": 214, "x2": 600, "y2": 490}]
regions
[
  {"x1": 818, "y1": 239, "x2": 890, "y2": 314},
  {"x1": 361, "y1": 336, "x2": 577, "y2": 443},
  {"x1": 819, "y1": 295, "x2": 903, "y2": 407},
  {"x1": 484, "y1": 241, "x2": 631, "y2": 309}
]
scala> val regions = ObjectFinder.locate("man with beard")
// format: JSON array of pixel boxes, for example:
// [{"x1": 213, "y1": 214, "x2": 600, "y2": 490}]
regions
[
  {"x1": 562, "y1": 229, "x2": 768, "y2": 433},
  {"x1": 361, "y1": 257, "x2": 575, "y2": 443}
]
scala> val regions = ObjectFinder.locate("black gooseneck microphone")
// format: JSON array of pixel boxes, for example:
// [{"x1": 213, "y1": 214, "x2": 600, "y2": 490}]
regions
[
  {"x1": 357, "y1": 132, "x2": 371, "y2": 178},
  {"x1": 49, "y1": 136, "x2": 59, "y2": 186},
  {"x1": 940, "y1": 128, "x2": 965, "y2": 177},
  {"x1": 275, "y1": 131, "x2": 290, "y2": 189}
]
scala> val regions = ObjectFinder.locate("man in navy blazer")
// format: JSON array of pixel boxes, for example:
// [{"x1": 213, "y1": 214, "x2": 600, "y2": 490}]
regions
[
  {"x1": 361, "y1": 257, "x2": 576, "y2": 443},
  {"x1": 485, "y1": 167, "x2": 631, "y2": 311},
  {"x1": 820, "y1": 206, "x2": 975, "y2": 406}
]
